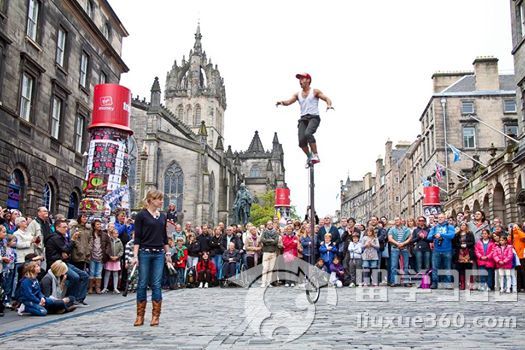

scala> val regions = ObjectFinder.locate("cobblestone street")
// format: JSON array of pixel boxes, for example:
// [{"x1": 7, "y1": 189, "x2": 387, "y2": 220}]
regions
[{"x1": 1, "y1": 286, "x2": 523, "y2": 349}]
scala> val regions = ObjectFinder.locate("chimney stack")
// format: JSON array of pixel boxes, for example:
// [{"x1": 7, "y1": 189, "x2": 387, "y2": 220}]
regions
[{"x1": 473, "y1": 56, "x2": 499, "y2": 91}]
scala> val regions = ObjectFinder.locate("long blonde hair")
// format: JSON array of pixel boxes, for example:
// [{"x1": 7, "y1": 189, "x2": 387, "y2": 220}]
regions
[{"x1": 142, "y1": 189, "x2": 164, "y2": 209}]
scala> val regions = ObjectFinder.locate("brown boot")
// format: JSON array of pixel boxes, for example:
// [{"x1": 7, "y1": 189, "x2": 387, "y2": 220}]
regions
[
  {"x1": 134, "y1": 301, "x2": 147, "y2": 326},
  {"x1": 88, "y1": 279, "x2": 94, "y2": 294},
  {"x1": 150, "y1": 300, "x2": 162, "y2": 326},
  {"x1": 95, "y1": 278, "x2": 102, "y2": 294}
]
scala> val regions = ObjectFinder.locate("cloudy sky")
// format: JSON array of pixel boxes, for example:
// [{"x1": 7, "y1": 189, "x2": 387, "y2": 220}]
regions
[{"x1": 110, "y1": 0, "x2": 514, "y2": 218}]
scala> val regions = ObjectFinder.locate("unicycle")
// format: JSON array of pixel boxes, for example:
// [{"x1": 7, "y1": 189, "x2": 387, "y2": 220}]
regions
[{"x1": 305, "y1": 159, "x2": 320, "y2": 304}]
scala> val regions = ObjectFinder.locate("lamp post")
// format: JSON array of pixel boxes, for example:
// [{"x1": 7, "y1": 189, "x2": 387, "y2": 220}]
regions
[{"x1": 440, "y1": 98, "x2": 450, "y2": 194}]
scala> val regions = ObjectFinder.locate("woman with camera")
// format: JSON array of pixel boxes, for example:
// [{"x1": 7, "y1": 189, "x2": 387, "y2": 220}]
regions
[{"x1": 132, "y1": 190, "x2": 171, "y2": 327}]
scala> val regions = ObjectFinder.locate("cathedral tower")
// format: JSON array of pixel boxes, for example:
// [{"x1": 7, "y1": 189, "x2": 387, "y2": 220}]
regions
[{"x1": 164, "y1": 24, "x2": 226, "y2": 148}]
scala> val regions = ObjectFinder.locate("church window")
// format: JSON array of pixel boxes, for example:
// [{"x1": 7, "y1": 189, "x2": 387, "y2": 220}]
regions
[
  {"x1": 177, "y1": 104, "x2": 183, "y2": 120},
  {"x1": 164, "y1": 162, "x2": 184, "y2": 211},
  {"x1": 194, "y1": 105, "x2": 201, "y2": 125},
  {"x1": 250, "y1": 166, "x2": 261, "y2": 178}
]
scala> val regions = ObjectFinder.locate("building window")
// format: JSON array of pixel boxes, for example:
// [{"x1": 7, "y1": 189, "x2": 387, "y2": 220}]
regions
[
  {"x1": 250, "y1": 166, "x2": 261, "y2": 178},
  {"x1": 85, "y1": 0, "x2": 94, "y2": 18},
  {"x1": 176, "y1": 104, "x2": 183, "y2": 119},
  {"x1": 26, "y1": 0, "x2": 39, "y2": 41},
  {"x1": 74, "y1": 114, "x2": 85, "y2": 153},
  {"x1": 504, "y1": 99, "x2": 517, "y2": 113},
  {"x1": 164, "y1": 162, "x2": 184, "y2": 211},
  {"x1": 505, "y1": 124, "x2": 518, "y2": 138},
  {"x1": 56, "y1": 28, "x2": 67, "y2": 67},
  {"x1": 79, "y1": 52, "x2": 89, "y2": 88},
  {"x1": 50, "y1": 96, "x2": 62, "y2": 139},
  {"x1": 102, "y1": 22, "x2": 110, "y2": 40},
  {"x1": 20, "y1": 72, "x2": 34, "y2": 121},
  {"x1": 0, "y1": 0, "x2": 7, "y2": 15},
  {"x1": 42, "y1": 183, "x2": 53, "y2": 211},
  {"x1": 194, "y1": 105, "x2": 201, "y2": 125},
  {"x1": 461, "y1": 101, "x2": 475, "y2": 115},
  {"x1": 519, "y1": 1, "x2": 525, "y2": 38},
  {"x1": 99, "y1": 71, "x2": 107, "y2": 84},
  {"x1": 463, "y1": 126, "x2": 476, "y2": 149},
  {"x1": 67, "y1": 192, "x2": 79, "y2": 219},
  {"x1": 7, "y1": 170, "x2": 25, "y2": 211}
]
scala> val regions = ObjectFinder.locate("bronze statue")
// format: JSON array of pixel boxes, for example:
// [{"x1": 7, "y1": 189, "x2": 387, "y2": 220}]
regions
[{"x1": 233, "y1": 184, "x2": 252, "y2": 225}]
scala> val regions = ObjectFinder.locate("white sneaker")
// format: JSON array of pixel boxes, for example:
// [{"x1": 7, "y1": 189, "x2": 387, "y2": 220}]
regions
[
  {"x1": 500, "y1": 288, "x2": 504, "y2": 293},
  {"x1": 17, "y1": 303, "x2": 25, "y2": 316},
  {"x1": 285, "y1": 283, "x2": 290, "y2": 287},
  {"x1": 114, "y1": 289, "x2": 120, "y2": 294},
  {"x1": 204, "y1": 282, "x2": 208, "y2": 288},
  {"x1": 290, "y1": 283, "x2": 295, "y2": 287},
  {"x1": 505, "y1": 288, "x2": 511, "y2": 293},
  {"x1": 101, "y1": 288, "x2": 108, "y2": 294},
  {"x1": 311, "y1": 154, "x2": 320, "y2": 164},
  {"x1": 199, "y1": 282, "x2": 203, "y2": 288}
]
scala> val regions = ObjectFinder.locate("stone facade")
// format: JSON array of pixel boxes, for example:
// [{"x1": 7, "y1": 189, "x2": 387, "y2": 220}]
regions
[
  {"x1": 340, "y1": 56, "x2": 518, "y2": 223},
  {"x1": 129, "y1": 27, "x2": 285, "y2": 226},
  {"x1": 0, "y1": 0, "x2": 128, "y2": 217}
]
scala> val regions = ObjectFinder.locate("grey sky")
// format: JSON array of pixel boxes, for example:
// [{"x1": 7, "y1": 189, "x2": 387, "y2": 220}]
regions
[{"x1": 110, "y1": 0, "x2": 513, "y2": 218}]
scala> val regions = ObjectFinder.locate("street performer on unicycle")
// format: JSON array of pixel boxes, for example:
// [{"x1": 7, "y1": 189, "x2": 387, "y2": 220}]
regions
[{"x1": 276, "y1": 73, "x2": 334, "y2": 168}]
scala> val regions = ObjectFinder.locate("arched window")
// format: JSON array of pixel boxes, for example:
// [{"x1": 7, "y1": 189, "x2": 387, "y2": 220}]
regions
[
  {"x1": 7, "y1": 169, "x2": 25, "y2": 210},
  {"x1": 194, "y1": 104, "x2": 201, "y2": 126},
  {"x1": 177, "y1": 104, "x2": 183, "y2": 120},
  {"x1": 42, "y1": 183, "x2": 54, "y2": 212},
  {"x1": 185, "y1": 105, "x2": 192, "y2": 125},
  {"x1": 67, "y1": 192, "x2": 79, "y2": 219},
  {"x1": 250, "y1": 166, "x2": 261, "y2": 178},
  {"x1": 164, "y1": 162, "x2": 184, "y2": 211},
  {"x1": 209, "y1": 172, "x2": 215, "y2": 224}
]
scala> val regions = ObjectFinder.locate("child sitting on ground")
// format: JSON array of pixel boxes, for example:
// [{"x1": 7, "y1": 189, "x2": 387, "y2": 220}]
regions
[
  {"x1": 196, "y1": 251, "x2": 216, "y2": 288},
  {"x1": 329, "y1": 256, "x2": 344, "y2": 288}
]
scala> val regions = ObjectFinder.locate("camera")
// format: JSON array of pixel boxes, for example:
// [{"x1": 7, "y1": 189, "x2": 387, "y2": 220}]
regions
[{"x1": 437, "y1": 237, "x2": 444, "y2": 246}]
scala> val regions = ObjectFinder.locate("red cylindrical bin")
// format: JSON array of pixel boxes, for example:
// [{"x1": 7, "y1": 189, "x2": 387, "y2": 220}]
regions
[
  {"x1": 89, "y1": 84, "x2": 132, "y2": 133},
  {"x1": 423, "y1": 186, "x2": 440, "y2": 206},
  {"x1": 275, "y1": 187, "x2": 291, "y2": 207}
]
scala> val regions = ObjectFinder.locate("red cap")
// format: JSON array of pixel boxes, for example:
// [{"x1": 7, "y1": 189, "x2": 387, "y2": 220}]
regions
[{"x1": 295, "y1": 73, "x2": 311, "y2": 80}]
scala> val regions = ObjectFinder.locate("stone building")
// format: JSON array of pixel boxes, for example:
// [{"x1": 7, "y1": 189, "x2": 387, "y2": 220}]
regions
[
  {"x1": 340, "y1": 56, "x2": 518, "y2": 223},
  {"x1": 129, "y1": 26, "x2": 285, "y2": 225},
  {"x1": 0, "y1": 0, "x2": 128, "y2": 217}
]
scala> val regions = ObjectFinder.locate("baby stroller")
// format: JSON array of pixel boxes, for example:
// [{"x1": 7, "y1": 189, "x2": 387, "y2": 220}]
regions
[{"x1": 122, "y1": 264, "x2": 138, "y2": 297}]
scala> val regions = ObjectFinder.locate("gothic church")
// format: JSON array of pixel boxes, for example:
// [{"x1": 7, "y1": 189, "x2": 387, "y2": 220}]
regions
[{"x1": 128, "y1": 25, "x2": 286, "y2": 225}]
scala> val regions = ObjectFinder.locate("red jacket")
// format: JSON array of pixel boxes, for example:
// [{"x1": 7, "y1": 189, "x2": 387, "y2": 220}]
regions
[
  {"x1": 282, "y1": 234, "x2": 299, "y2": 257},
  {"x1": 196, "y1": 259, "x2": 217, "y2": 277},
  {"x1": 492, "y1": 245, "x2": 514, "y2": 269},
  {"x1": 173, "y1": 246, "x2": 188, "y2": 268},
  {"x1": 474, "y1": 240, "x2": 496, "y2": 268}
]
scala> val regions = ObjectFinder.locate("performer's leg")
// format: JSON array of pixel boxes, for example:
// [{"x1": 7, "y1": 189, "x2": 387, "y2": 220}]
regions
[{"x1": 298, "y1": 119, "x2": 310, "y2": 155}]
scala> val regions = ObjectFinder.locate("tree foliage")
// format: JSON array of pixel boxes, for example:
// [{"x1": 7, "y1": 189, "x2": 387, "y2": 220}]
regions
[{"x1": 249, "y1": 190, "x2": 275, "y2": 227}]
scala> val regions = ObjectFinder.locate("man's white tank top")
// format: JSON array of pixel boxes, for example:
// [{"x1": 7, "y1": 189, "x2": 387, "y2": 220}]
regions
[{"x1": 298, "y1": 88, "x2": 319, "y2": 116}]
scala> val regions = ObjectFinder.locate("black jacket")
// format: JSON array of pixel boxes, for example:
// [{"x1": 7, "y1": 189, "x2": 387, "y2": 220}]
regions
[
  {"x1": 187, "y1": 241, "x2": 201, "y2": 257},
  {"x1": 197, "y1": 234, "x2": 211, "y2": 253},
  {"x1": 45, "y1": 233, "x2": 72, "y2": 267},
  {"x1": 452, "y1": 232, "x2": 476, "y2": 262},
  {"x1": 222, "y1": 235, "x2": 243, "y2": 251},
  {"x1": 209, "y1": 235, "x2": 225, "y2": 257},
  {"x1": 412, "y1": 226, "x2": 432, "y2": 252},
  {"x1": 222, "y1": 249, "x2": 240, "y2": 263}
]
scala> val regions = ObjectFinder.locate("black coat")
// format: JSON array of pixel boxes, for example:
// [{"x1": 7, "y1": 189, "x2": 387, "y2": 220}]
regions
[
  {"x1": 222, "y1": 235, "x2": 243, "y2": 251},
  {"x1": 412, "y1": 226, "x2": 432, "y2": 252},
  {"x1": 187, "y1": 241, "x2": 201, "y2": 257},
  {"x1": 45, "y1": 233, "x2": 72, "y2": 267},
  {"x1": 452, "y1": 232, "x2": 476, "y2": 263},
  {"x1": 209, "y1": 235, "x2": 225, "y2": 257},
  {"x1": 197, "y1": 234, "x2": 211, "y2": 253}
]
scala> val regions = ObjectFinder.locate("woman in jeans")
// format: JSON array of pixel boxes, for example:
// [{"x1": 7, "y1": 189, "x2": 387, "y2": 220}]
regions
[
  {"x1": 89, "y1": 219, "x2": 108, "y2": 294},
  {"x1": 412, "y1": 216, "x2": 432, "y2": 273},
  {"x1": 132, "y1": 190, "x2": 171, "y2": 327}
]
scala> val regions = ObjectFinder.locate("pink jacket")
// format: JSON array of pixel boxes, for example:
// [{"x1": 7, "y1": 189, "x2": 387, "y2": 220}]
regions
[
  {"x1": 475, "y1": 240, "x2": 496, "y2": 268},
  {"x1": 282, "y1": 235, "x2": 299, "y2": 257},
  {"x1": 492, "y1": 245, "x2": 514, "y2": 269}
]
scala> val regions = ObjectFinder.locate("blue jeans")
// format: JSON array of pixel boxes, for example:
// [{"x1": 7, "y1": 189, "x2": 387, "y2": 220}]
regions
[
  {"x1": 66, "y1": 263, "x2": 89, "y2": 302},
  {"x1": 389, "y1": 249, "x2": 409, "y2": 284},
  {"x1": 212, "y1": 255, "x2": 223, "y2": 280},
  {"x1": 137, "y1": 250, "x2": 165, "y2": 302},
  {"x1": 89, "y1": 260, "x2": 103, "y2": 278},
  {"x1": 3, "y1": 269, "x2": 15, "y2": 302},
  {"x1": 24, "y1": 298, "x2": 66, "y2": 316},
  {"x1": 431, "y1": 251, "x2": 453, "y2": 286},
  {"x1": 176, "y1": 267, "x2": 185, "y2": 285},
  {"x1": 415, "y1": 250, "x2": 431, "y2": 273},
  {"x1": 479, "y1": 266, "x2": 494, "y2": 290}
]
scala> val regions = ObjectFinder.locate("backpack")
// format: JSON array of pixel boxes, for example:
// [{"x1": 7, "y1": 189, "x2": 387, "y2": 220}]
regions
[{"x1": 186, "y1": 266, "x2": 196, "y2": 286}]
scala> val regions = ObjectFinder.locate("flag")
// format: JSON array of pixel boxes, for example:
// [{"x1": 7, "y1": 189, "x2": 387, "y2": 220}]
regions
[
  {"x1": 435, "y1": 163, "x2": 443, "y2": 182},
  {"x1": 449, "y1": 144, "x2": 461, "y2": 163}
]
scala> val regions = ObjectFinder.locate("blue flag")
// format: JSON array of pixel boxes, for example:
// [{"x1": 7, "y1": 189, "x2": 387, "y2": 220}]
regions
[{"x1": 449, "y1": 144, "x2": 461, "y2": 163}]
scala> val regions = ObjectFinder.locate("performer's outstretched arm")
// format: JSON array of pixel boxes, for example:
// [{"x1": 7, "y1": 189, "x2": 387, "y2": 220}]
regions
[
  {"x1": 276, "y1": 93, "x2": 298, "y2": 107},
  {"x1": 314, "y1": 89, "x2": 334, "y2": 110}
]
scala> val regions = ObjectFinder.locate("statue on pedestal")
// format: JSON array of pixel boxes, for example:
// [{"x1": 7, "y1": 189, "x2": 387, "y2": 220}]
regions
[{"x1": 233, "y1": 184, "x2": 252, "y2": 226}]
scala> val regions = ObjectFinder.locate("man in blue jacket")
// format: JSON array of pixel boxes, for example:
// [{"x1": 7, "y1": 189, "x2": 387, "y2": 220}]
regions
[{"x1": 427, "y1": 213, "x2": 456, "y2": 289}]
